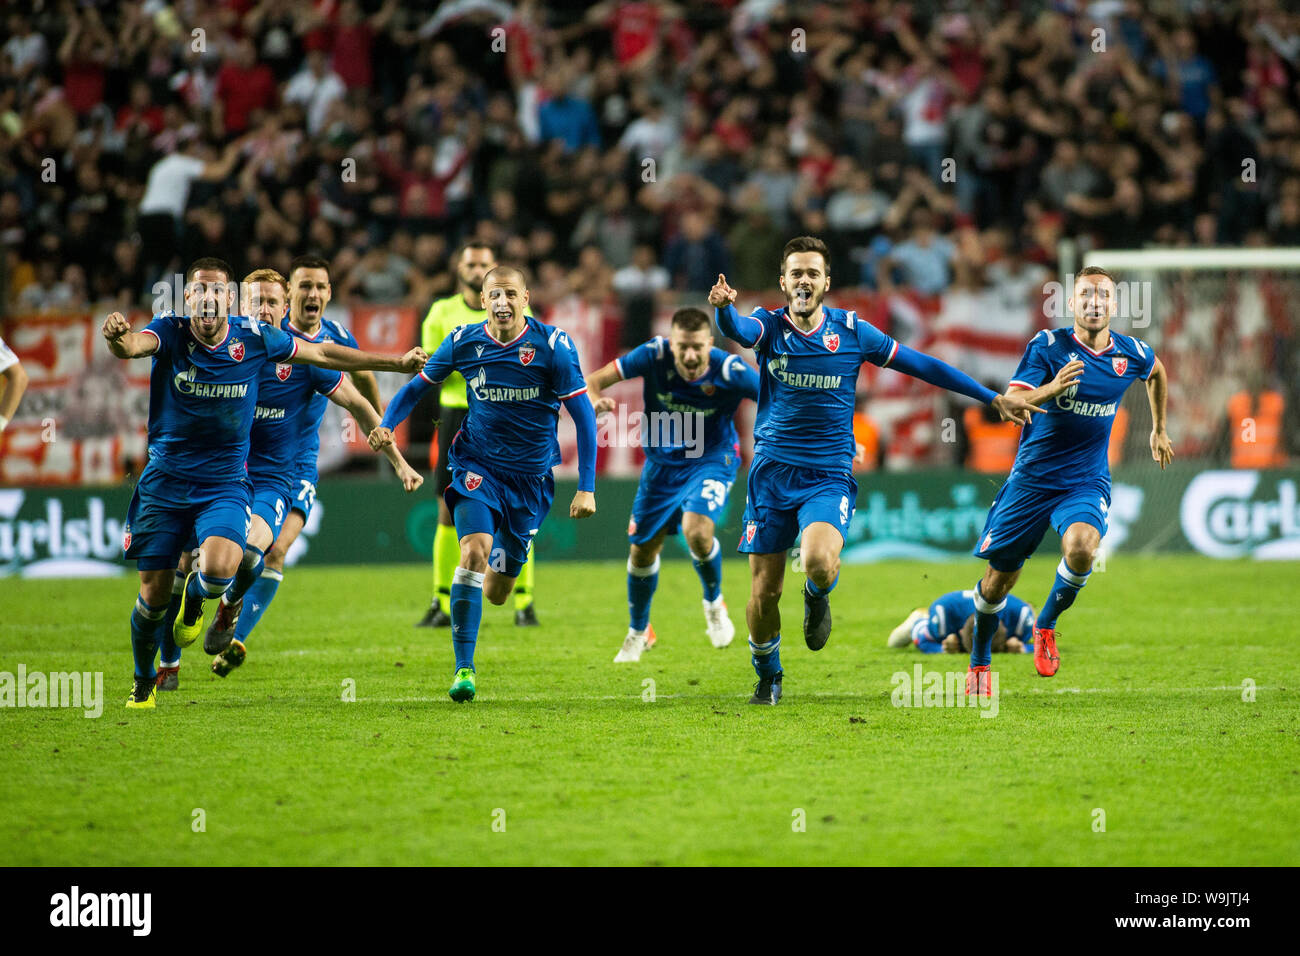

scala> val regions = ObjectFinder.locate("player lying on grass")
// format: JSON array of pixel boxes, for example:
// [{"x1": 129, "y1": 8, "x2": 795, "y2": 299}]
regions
[
  {"x1": 105, "y1": 256, "x2": 426, "y2": 709},
  {"x1": 887, "y1": 590, "x2": 1035, "y2": 654},
  {"x1": 585, "y1": 307, "x2": 759, "y2": 662},
  {"x1": 369, "y1": 265, "x2": 598, "y2": 702},
  {"x1": 710, "y1": 236, "x2": 1042, "y2": 705},
  {"x1": 963, "y1": 266, "x2": 1174, "y2": 696},
  {"x1": 199, "y1": 266, "x2": 424, "y2": 680}
]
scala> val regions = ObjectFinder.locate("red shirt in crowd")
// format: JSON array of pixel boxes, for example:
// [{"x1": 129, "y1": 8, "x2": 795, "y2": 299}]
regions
[
  {"x1": 63, "y1": 60, "x2": 105, "y2": 115},
  {"x1": 216, "y1": 61, "x2": 276, "y2": 133}
]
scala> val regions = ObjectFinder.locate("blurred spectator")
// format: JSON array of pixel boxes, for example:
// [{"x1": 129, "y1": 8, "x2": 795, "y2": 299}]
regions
[
  {"x1": 537, "y1": 65, "x2": 601, "y2": 153},
  {"x1": 137, "y1": 133, "x2": 245, "y2": 286},
  {"x1": 284, "y1": 50, "x2": 345, "y2": 135},
  {"x1": 663, "y1": 210, "x2": 730, "y2": 293},
  {"x1": 216, "y1": 39, "x2": 276, "y2": 136},
  {"x1": 881, "y1": 207, "x2": 956, "y2": 295},
  {"x1": 612, "y1": 243, "x2": 668, "y2": 345}
]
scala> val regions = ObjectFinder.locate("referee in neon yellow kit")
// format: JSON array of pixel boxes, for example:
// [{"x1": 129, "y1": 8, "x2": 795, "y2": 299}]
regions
[{"x1": 416, "y1": 241, "x2": 540, "y2": 628}]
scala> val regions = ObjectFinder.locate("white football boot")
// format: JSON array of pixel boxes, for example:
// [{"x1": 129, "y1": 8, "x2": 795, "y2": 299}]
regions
[
  {"x1": 703, "y1": 596, "x2": 735, "y2": 648},
  {"x1": 614, "y1": 628, "x2": 650, "y2": 662},
  {"x1": 888, "y1": 608, "x2": 927, "y2": 648}
]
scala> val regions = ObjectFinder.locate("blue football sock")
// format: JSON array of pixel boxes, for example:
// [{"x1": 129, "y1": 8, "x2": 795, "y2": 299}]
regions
[
  {"x1": 182, "y1": 571, "x2": 232, "y2": 625},
  {"x1": 748, "y1": 633, "x2": 782, "y2": 678},
  {"x1": 234, "y1": 568, "x2": 282, "y2": 644},
  {"x1": 912, "y1": 619, "x2": 944, "y2": 654},
  {"x1": 970, "y1": 582, "x2": 1006, "y2": 668},
  {"x1": 691, "y1": 538, "x2": 723, "y2": 602},
  {"x1": 806, "y1": 572, "x2": 839, "y2": 598},
  {"x1": 1039, "y1": 557, "x2": 1090, "y2": 629},
  {"x1": 130, "y1": 595, "x2": 168, "y2": 678},
  {"x1": 627, "y1": 555, "x2": 659, "y2": 631},
  {"x1": 159, "y1": 571, "x2": 185, "y2": 666},
  {"x1": 450, "y1": 567, "x2": 484, "y2": 671},
  {"x1": 226, "y1": 546, "x2": 265, "y2": 604}
]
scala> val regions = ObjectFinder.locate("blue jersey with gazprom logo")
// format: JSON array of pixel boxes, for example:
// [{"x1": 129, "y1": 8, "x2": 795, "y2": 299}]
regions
[
  {"x1": 932, "y1": 589, "x2": 1035, "y2": 640},
  {"x1": 747, "y1": 306, "x2": 898, "y2": 472},
  {"x1": 141, "y1": 314, "x2": 298, "y2": 482},
  {"x1": 1007, "y1": 327, "x2": 1156, "y2": 490},
  {"x1": 616, "y1": 338, "x2": 758, "y2": 465},
  {"x1": 246, "y1": 336, "x2": 343, "y2": 484},
  {"x1": 282, "y1": 317, "x2": 359, "y2": 481},
  {"x1": 417, "y1": 315, "x2": 588, "y2": 476}
]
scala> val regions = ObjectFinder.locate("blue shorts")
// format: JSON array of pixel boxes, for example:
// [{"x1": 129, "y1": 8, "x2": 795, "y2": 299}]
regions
[
  {"x1": 288, "y1": 468, "x2": 318, "y2": 521},
  {"x1": 444, "y1": 459, "x2": 555, "y2": 577},
  {"x1": 628, "y1": 456, "x2": 739, "y2": 544},
  {"x1": 739, "y1": 454, "x2": 857, "y2": 554},
  {"x1": 124, "y1": 462, "x2": 252, "y2": 571},
  {"x1": 249, "y1": 474, "x2": 294, "y2": 538},
  {"x1": 973, "y1": 475, "x2": 1110, "y2": 572}
]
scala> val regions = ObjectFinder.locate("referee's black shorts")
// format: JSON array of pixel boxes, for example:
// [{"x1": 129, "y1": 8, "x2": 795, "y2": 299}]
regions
[{"x1": 434, "y1": 406, "x2": 469, "y2": 496}]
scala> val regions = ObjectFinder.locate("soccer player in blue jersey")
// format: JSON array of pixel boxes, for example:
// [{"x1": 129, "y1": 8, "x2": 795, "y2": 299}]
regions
[
  {"x1": 710, "y1": 236, "x2": 1042, "y2": 704},
  {"x1": 104, "y1": 256, "x2": 427, "y2": 709},
  {"x1": 964, "y1": 266, "x2": 1173, "y2": 694},
  {"x1": 369, "y1": 265, "x2": 599, "y2": 702},
  {"x1": 584, "y1": 308, "x2": 759, "y2": 661},
  {"x1": 201, "y1": 267, "x2": 425, "y2": 678},
  {"x1": 887, "y1": 590, "x2": 1035, "y2": 655},
  {"x1": 224, "y1": 256, "x2": 393, "y2": 660}
]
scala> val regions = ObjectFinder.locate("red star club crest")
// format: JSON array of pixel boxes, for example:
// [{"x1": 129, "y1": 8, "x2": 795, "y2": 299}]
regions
[
  {"x1": 276, "y1": 363, "x2": 292, "y2": 381},
  {"x1": 981, "y1": 532, "x2": 993, "y2": 552},
  {"x1": 228, "y1": 339, "x2": 245, "y2": 362},
  {"x1": 745, "y1": 522, "x2": 757, "y2": 544},
  {"x1": 123, "y1": 528, "x2": 132, "y2": 551},
  {"x1": 518, "y1": 345, "x2": 536, "y2": 366},
  {"x1": 1111, "y1": 356, "x2": 1128, "y2": 376},
  {"x1": 465, "y1": 472, "x2": 483, "y2": 491},
  {"x1": 627, "y1": 518, "x2": 637, "y2": 535},
  {"x1": 823, "y1": 332, "x2": 840, "y2": 352}
]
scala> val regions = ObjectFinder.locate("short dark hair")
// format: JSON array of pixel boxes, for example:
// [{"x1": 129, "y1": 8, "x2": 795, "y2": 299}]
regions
[
  {"x1": 780, "y1": 236, "x2": 830, "y2": 274},
  {"x1": 483, "y1": 264, "x2": 528, "y2": 288},
  {"x1": 186, "y1": 257, "x2": 233, "y2": 283},
  {"x1": 670, "y1": 308, "x2": 712, "y2": 333},
  {"x1": 454, "y1": 241, "x2": 498, "y2": 265},
  {"x1": 289, "y1": 255, "x2": 331, "y2": 282},
  {"x1": 1077, "y1": 265, "x2": 1116, "y2": 285}
]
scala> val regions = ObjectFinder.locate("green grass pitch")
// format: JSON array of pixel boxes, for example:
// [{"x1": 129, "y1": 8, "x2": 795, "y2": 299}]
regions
[{"x1": 2, "y1": 555, "x2": 1296, "y2": 865}]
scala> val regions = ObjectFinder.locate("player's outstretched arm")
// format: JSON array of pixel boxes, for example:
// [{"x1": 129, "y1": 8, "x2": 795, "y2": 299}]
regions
[
  {"x1": 709, "y1": 274, "x2": 763, "y2": 348},
  {"x1": 563, "y1": 391, "x2": 598, "y2": 518},
  {"x1": 101, "y1": 312, "x2": 160, "y2": 359},
  {"x1": 888, "y1": 344, "x2": 1044, "y2": 425},
  {"x1": 585, "y1": 360, "x2": 623, "y2": 415},
  {"x1": 291, "y1": 340, "x2": 428, "y2": 373},
  {"x1": 1145, "y1": 357, "x2": 1174, "y2": 469}
]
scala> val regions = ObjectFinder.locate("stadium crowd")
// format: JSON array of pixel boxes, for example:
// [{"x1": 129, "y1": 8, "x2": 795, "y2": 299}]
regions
[{"x1": 2, "y1": 0, "x2": 1297, "y2": 464}]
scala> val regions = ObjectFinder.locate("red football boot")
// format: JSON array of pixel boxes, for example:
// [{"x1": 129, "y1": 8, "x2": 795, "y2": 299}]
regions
[
  {"x1": 965, "y1": 665, "x2": 992, "y2": 697},
  {"x1": 1033, "y1": 626, "x2": 1059, "y2": 677}
]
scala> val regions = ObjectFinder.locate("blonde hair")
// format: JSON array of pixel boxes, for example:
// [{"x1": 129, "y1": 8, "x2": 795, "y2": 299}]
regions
[{"x1": 243, "y1": 268, "x2": 288, "y2": 291}]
